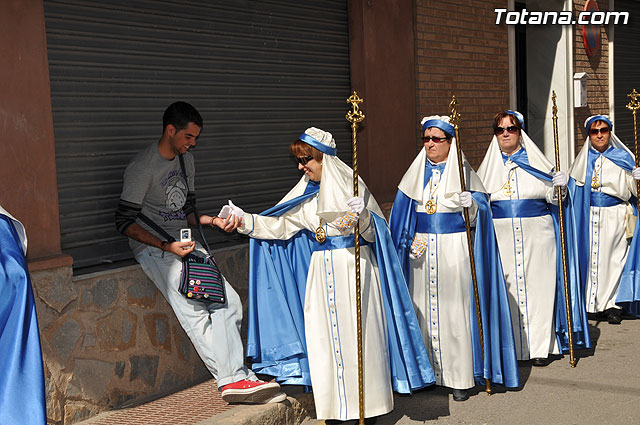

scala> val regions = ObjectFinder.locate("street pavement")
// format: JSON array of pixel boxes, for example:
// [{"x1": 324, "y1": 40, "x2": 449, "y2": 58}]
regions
[
  {"x1": 302, "y1": 316, "x2": 640, "y2": 425},
  {"x1": 78, "y1": 316, "x2": 640, "y2": 425}
]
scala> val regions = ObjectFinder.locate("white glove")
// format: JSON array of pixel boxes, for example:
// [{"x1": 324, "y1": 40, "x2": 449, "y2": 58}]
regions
[
  {"x1": 218, "y1": 200, "x2": 244, "y2": 224},
  {"x1": 218, "y1": 204, "x2": 232, "y2": 219},
  {"x1": 228, "y1": 200, "x2": 244, "y2": 219},
  {"x1": 552, "y1": 171, "x2": 568, "y2": 187},
  {"x1": 459, "y1": 191, "x2": 473, "y2": 208},
  {"x1": 346, "y1": 197, "x2": 366, "y2": 216},
  {"x1": 633, "y1": 167, "x2": 640, "y2": 181}
]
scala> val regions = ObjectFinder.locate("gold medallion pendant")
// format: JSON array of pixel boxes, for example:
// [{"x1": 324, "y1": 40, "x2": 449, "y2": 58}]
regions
[
  {"x1": 425, "y1": 199, "x2": 437, "y2": 215},
  {"x1": 503, "y1": 183, "x2": 514, "y2": 197},
  {"x1": 315, "y1": 226, "x2": 327, "y2": 243},
  {"x1": 591, "y1": 176, "x2": 600, "y2": 189}
]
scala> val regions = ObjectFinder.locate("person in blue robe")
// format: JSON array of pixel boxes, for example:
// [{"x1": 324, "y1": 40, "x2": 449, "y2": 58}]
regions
[
  {"x1": 568, "y1": 115, "x2": 640, "y2": 323},
  {"x1": 476, "y1": 110, "x2": 590, "y2": 366},
  {"x1": 223, "y1": 127, "x2": 434, "y2": 421},
  {"x1": 0, "y1": 206, "x2": 46, "y2": 425},
  {"x1": 388, "y1": 115, "x2": 520, "y2": 402}
]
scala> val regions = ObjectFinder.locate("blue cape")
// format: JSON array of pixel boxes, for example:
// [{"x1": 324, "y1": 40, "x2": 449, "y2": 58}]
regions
[
  {"x1": 0, "y1": 214, "x2": 46, "y2": 425},
  {"x1": 245, "y1": 181, "x2": 435, "y2": 393},
  {"x1": 568, "y1": 146, "x2": 640, "y2": 316},
  {"x1": 505, "y1": 150, "x2": 591, "y2": 351},
  {"x1": 389, "y1": 189, "x2": 520, "y2": 388}
]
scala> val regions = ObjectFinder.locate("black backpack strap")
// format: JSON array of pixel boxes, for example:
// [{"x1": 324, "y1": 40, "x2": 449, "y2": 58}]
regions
[{"x1": 179, "y1": 154, "x2": 213, "y2": 256}]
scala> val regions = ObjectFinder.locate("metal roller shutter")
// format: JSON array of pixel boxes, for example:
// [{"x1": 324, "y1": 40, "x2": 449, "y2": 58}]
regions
[
  {"x1": 614, "y1": 0, "x2": 640, "y2": 149},
  {"x1": 44, "y1": 0, "x2": 351, "y2": 271}
]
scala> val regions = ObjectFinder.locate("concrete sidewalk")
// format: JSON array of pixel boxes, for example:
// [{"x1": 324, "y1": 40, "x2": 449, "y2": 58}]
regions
[{"x1": 79, "y1": 316, "x2": 640, "y2": 425}]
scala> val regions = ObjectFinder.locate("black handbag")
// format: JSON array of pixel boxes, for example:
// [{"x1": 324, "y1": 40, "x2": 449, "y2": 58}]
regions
[{"x1": 138, "y1": 155, "x2": 226, "y2": 304}]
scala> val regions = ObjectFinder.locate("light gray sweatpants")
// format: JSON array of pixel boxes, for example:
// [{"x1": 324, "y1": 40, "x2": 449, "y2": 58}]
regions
[{"x1": 135, "y1": 244, "x2": 255, "y2": 388}]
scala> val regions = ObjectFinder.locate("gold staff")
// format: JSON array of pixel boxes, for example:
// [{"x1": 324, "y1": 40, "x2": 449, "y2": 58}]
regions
[
  {"x1": 551, "y1": 91, "x2": 576, "y2": 368},
  {"x1": 449, "y1": 95, "x2": 492, "y2": 394},
  {"x1": 626, "y1": 88, "x2": 640, "y2": 215},
  {"x1": 346, "y1": 91, "x2": 366, "y2": 425}
]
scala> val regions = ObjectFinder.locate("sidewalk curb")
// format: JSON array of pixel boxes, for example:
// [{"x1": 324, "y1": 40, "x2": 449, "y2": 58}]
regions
[{"x1": 197, "y1": 393, "x2": 315, "y2": 425}]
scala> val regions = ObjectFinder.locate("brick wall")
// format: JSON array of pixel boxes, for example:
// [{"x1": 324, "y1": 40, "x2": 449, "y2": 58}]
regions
[
  {"x1": 573, "y1": 0, "x2": 610, "y2": 152},
  {"x1": 415, "y1": 0, "x2": 509, "y2": 167}
]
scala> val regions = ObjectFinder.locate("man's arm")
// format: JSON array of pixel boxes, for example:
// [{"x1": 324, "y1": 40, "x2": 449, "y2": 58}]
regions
[
  {"x1": 115, "y1": 200, "x2": 194, "y2": 257},
  {"x1": 122, "y1": 222, "x2": 194, "y2": 257},
  {"x1": 182, "y1": 192, "x2": 239, "y2": 232},
  {"x1": 186, "y1": 212, "x2": 240, "y2": 232}
]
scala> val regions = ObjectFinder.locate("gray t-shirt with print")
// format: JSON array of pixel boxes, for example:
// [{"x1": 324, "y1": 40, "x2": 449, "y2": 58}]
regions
[{"x1": 121, "y1": 142, "x2": 195, "y2": 255}]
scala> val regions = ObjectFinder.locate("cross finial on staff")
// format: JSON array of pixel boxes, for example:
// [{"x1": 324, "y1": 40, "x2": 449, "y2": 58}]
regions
[
  {"x1": 346, "y1": 91, "x2": 365, "y2": 124},
  {"x1": 449, "y1": 95, "x2": 461, "y2": 129},
  {"x1": 627, "y1": 89, "x2": 640, "y2": 112}
]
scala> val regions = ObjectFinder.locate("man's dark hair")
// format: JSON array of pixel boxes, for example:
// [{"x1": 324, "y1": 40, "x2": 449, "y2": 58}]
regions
[{"x1": 162, "y1": 101, "x2": 203, "y2": 132}]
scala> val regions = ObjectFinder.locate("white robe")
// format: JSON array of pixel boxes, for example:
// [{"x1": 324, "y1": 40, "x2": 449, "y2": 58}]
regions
[
  {"x1": 580, "y1": 154, "x2": 636, "y2": 313},
  {"x1": 240, "y1": 196, "x2": 393, "y2": 420},
  {"x1": 410, "y1": 166, "x2": 478, "y2": 390},
  {"x1": 485, "y1": 161, "x2": 560, "y2": 359}
]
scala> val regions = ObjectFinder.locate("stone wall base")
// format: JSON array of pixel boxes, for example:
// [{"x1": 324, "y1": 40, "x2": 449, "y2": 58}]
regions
[{"x1": 31, "y1": 244, "x2": 250, "y2": 425}]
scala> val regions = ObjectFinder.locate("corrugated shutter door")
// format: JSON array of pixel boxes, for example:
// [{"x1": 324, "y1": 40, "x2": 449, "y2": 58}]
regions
[
  {"x1": 44, "y1": 0, "x2": 351, "y2": 271},
  {"x1": 614, "y1": 0, "x2": 640, "y2": 148}
]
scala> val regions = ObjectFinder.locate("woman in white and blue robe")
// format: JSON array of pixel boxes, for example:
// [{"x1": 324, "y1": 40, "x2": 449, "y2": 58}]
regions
[
  {"x1": 389, "y1": 116, "x2": 520, "y2": 401},
  {"x1": 231, "y1": 127, "x2": 434, "y2": 421},
  {"x1": 568, "y1": 115, "x2": 640, "y2": 323},
  {"x1": 477, "y1": 110, "x2": 590, "y2": 364}
]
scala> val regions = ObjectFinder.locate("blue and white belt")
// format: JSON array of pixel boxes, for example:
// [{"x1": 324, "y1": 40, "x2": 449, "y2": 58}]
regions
[
  {"x1": 415, "y1": 212, "x2": 466, "y2": 234},
  {"x1": 491, "y1": 199, "x2": 550, "y2": 219},
  {"x1": 310, "y1": 233, "x2": 371, "y2": 252},
  {"x1": 590, "y1": 191, "x2": 624, "y2": 207}
]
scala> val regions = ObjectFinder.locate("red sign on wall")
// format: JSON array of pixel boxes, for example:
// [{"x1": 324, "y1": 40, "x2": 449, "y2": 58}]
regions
[{"x1": 582, "y1": 0, "x2": 601, "y2": 57}]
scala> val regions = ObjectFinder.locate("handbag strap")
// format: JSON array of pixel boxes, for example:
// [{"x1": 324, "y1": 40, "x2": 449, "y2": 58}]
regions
[
  {"x1": 137, "y1": 213, "x2": 175, "y2": 243},
  {"x1": 179, "y1": 154, "x2": 213, "y2": 256}
]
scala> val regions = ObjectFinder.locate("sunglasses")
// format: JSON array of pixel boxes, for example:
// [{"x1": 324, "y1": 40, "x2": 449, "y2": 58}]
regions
[
  {"x1": 422, "y1": 136, "x2": 450, "y2": 143},
  {"x1": 494, "y1": 126, "x2": 519, "y2": 135},
  {"x1": 589, "y1": 127, "x2": 610, "y2": 135},
  {"x1": 296, "y1": 156, "x2": 314, "y2": 165}
]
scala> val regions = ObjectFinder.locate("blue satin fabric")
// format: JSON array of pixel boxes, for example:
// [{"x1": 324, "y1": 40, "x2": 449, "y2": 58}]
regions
[
  {"x1": 0, "y1": 214, "x2": 46, "y2": 425},
  {"x1": 415, "y1": 212, "x2": 465, "y2": 234},
  {"x1": 245, "y1": 182, "x2": 435, "y2": 392},
  {"x1": 569, "y1": 146, "x2": 640, "y2": 316},
  {"x1": 422, "y1": 119, "x2": 454, "y2": 137},
  {"x1": 490, "y1": 199, "x2": 550, "y2": 219},
  {"x1": 498, "y1": 149, "x2": 590, "y2": 351},
  {"x1": 299, "y1": 133, "x2": 337, "y2": 156},
  {"x1": 501, "y1": 148, "x2": 553, "y2": 182},
  {"x1": 310, "y1": 235, "x2": 369, "y2": 252},
  {"x1": 423, "y1": 162, "x2": 446, "y2": 189},
  {"x1": 590, "y1": 191, "x2": 624, "y2": 207},
  {"x1": 585, "y1": 115, "x2": 613, "y2": 132},
  {"x1": 389, "y1": 190, "x2": 521, "y2": 388}
]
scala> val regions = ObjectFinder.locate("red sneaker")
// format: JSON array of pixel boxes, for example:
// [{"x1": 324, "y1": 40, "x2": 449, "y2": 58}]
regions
[{"x1": 220, "y1": 379, "x2": 281, "y2": 404}]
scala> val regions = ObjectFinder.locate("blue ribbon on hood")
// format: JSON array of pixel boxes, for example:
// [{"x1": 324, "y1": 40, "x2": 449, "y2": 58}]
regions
[
  {"x1": 569, "y1": 146, "x2": 640, "y2": 316},
  {"x1": 245, "y1": 180, "x2": 435, "y2": 392},
  {"x1": 389, "y1": 183, "x2": 520, "y2": 388},
  {"x1": 0, "y1": 214, "x2": 46, "y2": 425}
]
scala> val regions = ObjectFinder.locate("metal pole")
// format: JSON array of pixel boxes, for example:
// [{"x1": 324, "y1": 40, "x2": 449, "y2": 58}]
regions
[
  {"x1": 551, "y1": 91, "x2": 576, "y2": 368},
  {"x1": 626, "y1": 89, "x2": 640, "y2": 215},
  {"x1": 448, "y1": 95, "x2": 492, "y2": 394},
  {"x1": 346, "y1": 91, "x2": 365, "y2": 425}
]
